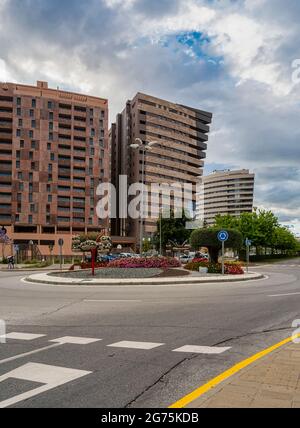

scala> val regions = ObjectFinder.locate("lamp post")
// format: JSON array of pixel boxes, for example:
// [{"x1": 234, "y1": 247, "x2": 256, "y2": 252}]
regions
[{"x1": 130, "y1": 138, "x2": 159, "y2": 256}]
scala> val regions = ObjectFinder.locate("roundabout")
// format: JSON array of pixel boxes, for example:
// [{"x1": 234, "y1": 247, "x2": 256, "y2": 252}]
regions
[{"x1": 23, "y1": 269, "x2": 265, "y2": 286}]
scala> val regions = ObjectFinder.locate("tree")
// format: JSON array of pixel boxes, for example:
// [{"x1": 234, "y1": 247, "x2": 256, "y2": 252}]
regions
[
  {"x1": 190, "y1": 227, "x2": 243, "y2": 263},
  {"x1": 153, "y1": 210, "x2": 192, "y2": 253},
  {"x1": 271, "y1": 226, "x2": 298, "y2": 253}
]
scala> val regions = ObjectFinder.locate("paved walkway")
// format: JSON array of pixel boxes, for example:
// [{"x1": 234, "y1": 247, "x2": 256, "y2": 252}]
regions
[{"x1": 189, "y1": 342, "x2": 300, "y2": 408}]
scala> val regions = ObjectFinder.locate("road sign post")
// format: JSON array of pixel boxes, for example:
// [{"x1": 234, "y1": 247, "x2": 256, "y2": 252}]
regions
[
  {"x1": 245, "y1": 238, "x2": 252, "y2": 274},
  {"x1": 58, "y1": 239, "x2": 64, "y2": 271},
  {"x1": 218, "y1": 231, "x2": 229, "y2": 276}
]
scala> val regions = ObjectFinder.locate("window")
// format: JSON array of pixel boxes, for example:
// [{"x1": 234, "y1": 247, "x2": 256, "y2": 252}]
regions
[
  {"x1": 48, "y1": 164, "x2": 52, "y2": 173},
  {"x1": 89, "y1": 138, "x2": 94, "y2": 146},
  {"x1": 28, "y1": 215, "x2": 33, "y2": 224},
  {"x1": 16, "y1": 129, "x2": 21, "y2": 137},
  {"x1": 31, "y1": 120, "x2": 36, "y2": 128},
  {"x1": 30, "y1": 109, "x2": 34, "y2": 117},
  {"x1": 49, "y1": 132, "x2": 53, "y2": 141},
  {"x1": 15, "y1": 214, "x2": 20, "y2": 222},
  {"x1": 31, "y1": 162, "x2": 35, "y2": 170},
  {"x1": 91, "y1": 128, "x2": 95, "y2": 137},
  {"x1": 18, "y1": 172, "x2": 22, "y2": 180},
  {"x1": 29, "y1": 173, "x2": 33, "y2": 181},
  {"x1": 30, "y1": 204, "x2": 35, "y2": 213},
  {"x1": 48, "y1": 174, "x2": 53, "y2": 182},
  {"x1": 90, "y1": 108, "x2": 93, "y2": 116},
  {"x1": 48, "y1": 195, "x2": 52, "y2": 203},
  {"x1": 49, "y1": 122, "x2": 53, "y2": 130},
  {"x1": 49, "y1": 112, "x2": 54, "y2": 120},
  {"x1": 29, "y1": 130, "x2": 34, "y2": 138},
  {"x1": 47, "y1": 143, "x2": 51, "y2": 151},
  {"x1": 50, "y1": 153, "x2": 55, "y2": 161},
  {"x1": 17, "y1": 97, "x2": 21, "y2": 106},
  {"x1": 48, "y1": 101, "x2": 53, "y2": 109},
  {"x1": 29, "y1": 152, "x2": 33, "y2": 160},
  {"x1": 16, "y1": 150, "x2": 20, "y2": 159},
  {"x1": 32, "y1": 99, "x2": 36, "y2": 108},
  {"x1": 90, "y1": 148, "x2": 95, "y2": 156},
  {"x1": 29, "y1": 194, "x2": 33, "y2": 203},
  {"x1": 17, "y1": 108, "x2": 21, "y2": 116},
  {"x1": 20, "y1": 140, "x2": 24, "y2": 148},
  {"x1": 47, "y1": 185, "x2": 51, "y2": 192},
  {"x1": 17, "y1": 194, "x2": 22, "y2": 202},
  {"x1": 16, "y1": 160, "x2": 20, "y2": 169},
  {"x1": 18, "y1": 119, "x2": 22, "y2": 127},
  {"x1": 29, "y1": 183, "x2": 33, "y2": 192},
  {"x1": 18, "y1": 183, "x2": 23, "y2": 191},
  {"x1": 31, "y1": 141, "x2": 36, "y2": 149}
]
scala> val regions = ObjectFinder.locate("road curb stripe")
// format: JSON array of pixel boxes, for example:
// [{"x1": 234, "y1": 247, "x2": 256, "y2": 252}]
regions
[{"x1": 169, "y1": 333, "x2": 300, "y2": 408}]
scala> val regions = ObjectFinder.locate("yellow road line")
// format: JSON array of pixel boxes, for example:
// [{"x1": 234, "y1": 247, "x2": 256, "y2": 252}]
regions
[{"x1": 169, "y1": 333, "x2": 300, "y2": 408}]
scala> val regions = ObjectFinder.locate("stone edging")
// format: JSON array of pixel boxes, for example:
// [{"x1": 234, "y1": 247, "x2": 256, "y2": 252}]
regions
[{"x1": 23, "y1": 271, "x2": 265, "y2": 286}]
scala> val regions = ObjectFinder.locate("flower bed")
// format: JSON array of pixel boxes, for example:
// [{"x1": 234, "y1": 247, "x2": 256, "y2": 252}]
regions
[
  {"x1": 107, "y1": 257, "x2": 181, "y2": 269},
  {"x1": 185, "y1": 259, "x2": 244, "y2": 275}
]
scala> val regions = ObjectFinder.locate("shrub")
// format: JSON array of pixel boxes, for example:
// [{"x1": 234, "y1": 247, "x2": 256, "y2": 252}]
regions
[
  {"x1": 185, "y1": 259, "x2": 244, "y2": 275},
  {"x1": 190, "y1": 228, "x2": 243, "y2": 263},
  {"x1": 107, "y1": 257, "x2": 181, "y2": 269},
  {"x1": 80, "y1": 261, "x2": 108, "y2": 270}
]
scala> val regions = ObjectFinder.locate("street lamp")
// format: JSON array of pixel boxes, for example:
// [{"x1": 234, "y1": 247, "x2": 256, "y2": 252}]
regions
[{"x1": 130, "y1": 138, "x2": 159, "y2": 255}]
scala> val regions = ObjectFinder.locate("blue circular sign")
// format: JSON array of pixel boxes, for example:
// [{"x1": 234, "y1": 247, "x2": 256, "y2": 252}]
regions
[{"x1": 218, "y1": 230, "x2": 229, "y2": 242}]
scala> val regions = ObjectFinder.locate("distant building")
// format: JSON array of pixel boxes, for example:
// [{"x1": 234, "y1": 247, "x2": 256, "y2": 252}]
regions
[
  {"x1": 110, "y1": 92, "x2": 212, "y2": 250},
  {"x1": 0, "y1": 80, "x2": 109, "y2": 257},
  {"x1": 196, "y1": 169, "x2": 255, "y2": 225}
]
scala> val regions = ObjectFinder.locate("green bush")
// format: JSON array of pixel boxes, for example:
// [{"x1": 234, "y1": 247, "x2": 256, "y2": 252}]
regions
[{"x1": 190, "y1": 228, "x2": 243, "y2": 263}]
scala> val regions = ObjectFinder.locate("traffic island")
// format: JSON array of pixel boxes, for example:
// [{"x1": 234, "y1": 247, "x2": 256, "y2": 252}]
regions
[{"x1": 23, "y1": 270, "x2": 265, "y2": 286}]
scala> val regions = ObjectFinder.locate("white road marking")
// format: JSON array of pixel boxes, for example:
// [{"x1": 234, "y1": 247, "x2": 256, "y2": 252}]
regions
[
  {"x1": 107, "y1": 341, "x2": 164, "y2": 350},
  {"x1": 49, "y1": 336, "x2": 102, "y2": 345},
  {"x1": 172, "y1": 345, "x2": 231, "y2": 354},
  {"x1": 0, "y1": 344, "x2": 62, "y2": 365},
  {"x1": 269, "y1": 292, "x2": 300, "y2": 297},
  {"x1": 0, "y1": 332, "x2": 46, "y2": 341},
  {"x1": 0, "y1": 363, "x2": 91, "y2": 408},
  {"x1": 83, "y1": 300, "x2": 141, "y2": 303}
]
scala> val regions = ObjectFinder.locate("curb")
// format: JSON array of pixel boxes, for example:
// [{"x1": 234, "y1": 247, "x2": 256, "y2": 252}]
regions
[{"x1": 23, "y1": 272, "x2": 265, "y2": 287}]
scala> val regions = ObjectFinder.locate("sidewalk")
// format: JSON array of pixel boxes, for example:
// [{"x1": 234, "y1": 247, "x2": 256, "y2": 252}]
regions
[{"x1": 188, "y1": 342, "x2": 300, "y2": 408}]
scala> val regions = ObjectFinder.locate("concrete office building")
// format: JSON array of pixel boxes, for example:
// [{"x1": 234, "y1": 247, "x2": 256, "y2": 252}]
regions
[
  {"x1": 0, "y1": 80, "x2": 109, "y2": 258},
  {"x1": 111, "y1": 92, "x2": 212, "y2": 250},
  {"x1": 196, "y1": 169, "x2": 255, "y2": 225}
]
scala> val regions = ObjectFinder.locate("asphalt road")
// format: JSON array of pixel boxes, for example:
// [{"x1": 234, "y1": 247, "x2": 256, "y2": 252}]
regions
[{"x1": 0, "y1": 258, "x2": 299, "y2": 408}]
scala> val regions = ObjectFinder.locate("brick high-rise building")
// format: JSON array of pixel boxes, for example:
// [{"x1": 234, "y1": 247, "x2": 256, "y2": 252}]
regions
[
  {"x1": 111, "y1": 92, "x2": 212, "y2": 250},
  {"x1": 0, "y1": 81, "x2": 109, "y2": 258}
]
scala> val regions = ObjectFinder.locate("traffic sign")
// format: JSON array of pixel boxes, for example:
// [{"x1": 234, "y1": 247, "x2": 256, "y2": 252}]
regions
[
  {"x1": 245, "y1": 238, "x2": 252, "y2": 246},
  {"x1": 58, "y1": 239, "x2": 64, "y2": 247},
  {"x1": 218, "y1": 230, "x2": 229, "y2": 242}
]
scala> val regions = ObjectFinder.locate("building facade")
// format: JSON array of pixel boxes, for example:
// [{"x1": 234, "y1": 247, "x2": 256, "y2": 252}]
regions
[
  {"x1": 111, "y1": 92, "x2": 212, "y2": 249},
  {"x1": 196, "y1": 169, "x2": 255, "y2": 225},
  {"x1": 0, "y1": 81, "x2": 109, "y2": 258}
]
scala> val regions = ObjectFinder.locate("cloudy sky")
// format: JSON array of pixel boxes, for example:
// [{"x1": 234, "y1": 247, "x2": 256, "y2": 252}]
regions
[{"x1": 0, "y1": 0, "x2": 299, "y2": 235}]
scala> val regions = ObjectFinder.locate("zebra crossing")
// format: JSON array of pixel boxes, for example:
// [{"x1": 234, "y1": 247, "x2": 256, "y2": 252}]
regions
[
  {"x1": 0, "y1": 331, "x2": 232, "y2": 408},
  {"x1": 0, "y1": 331, "x2": 231, "y2": 354}
]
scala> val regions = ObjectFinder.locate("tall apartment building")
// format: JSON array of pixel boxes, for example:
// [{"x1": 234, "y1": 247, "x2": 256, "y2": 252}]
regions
[
  {"x1": 111, "y1": 92, "x2": 212, "y2": 249},
  {"x1": 196, "y1": 169, "x2": 255, "y2": 225},
  {"x1": 0, "y1": 80, "x2": 109, "y2": 257}
]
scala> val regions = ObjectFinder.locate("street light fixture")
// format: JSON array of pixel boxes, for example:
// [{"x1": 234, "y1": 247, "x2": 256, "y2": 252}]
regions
[{"x1": 130, "y1": 138, "x2": 159, "y2": 255}]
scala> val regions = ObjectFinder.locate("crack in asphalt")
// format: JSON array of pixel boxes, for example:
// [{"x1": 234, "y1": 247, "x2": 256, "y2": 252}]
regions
[
  {"x1": 124, "y1": 325, "x2": 294, "y2": 407},
  {"x1": 213, "y1": 326, "x2": 293, "y2": 346},
  {"x1": 125, "y1": 354, "x2": 199, "y2": 408}
]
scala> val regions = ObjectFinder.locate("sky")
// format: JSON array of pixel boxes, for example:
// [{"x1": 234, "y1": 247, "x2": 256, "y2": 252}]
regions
[{"x1": 0, "y1": 0, "x2": 299, "y2": 236}]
